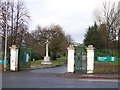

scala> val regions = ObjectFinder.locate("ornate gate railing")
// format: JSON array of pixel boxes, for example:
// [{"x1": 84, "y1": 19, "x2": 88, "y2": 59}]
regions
[
  {"x1": 18, "y1": 47, "x2": 31, "y2": 70},
  {"x1": 74, "y1": 44, "x2": 87, "y2": 73}
]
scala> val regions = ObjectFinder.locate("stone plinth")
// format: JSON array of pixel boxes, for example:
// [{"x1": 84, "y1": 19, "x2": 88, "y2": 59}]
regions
[{"x1": 41, "y1": 56, "x2": 52, "y2": 64}]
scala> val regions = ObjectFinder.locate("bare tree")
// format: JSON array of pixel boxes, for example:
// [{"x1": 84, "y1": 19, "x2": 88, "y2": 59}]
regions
[
  {"x1": 0, "y1": 1, "x2": 10, "y2": 51},
  {"x1": 0, "y1": 0, "x2": 30, "y2": 52},
  {"x1": 66, "y1": 34, "x2": 74, "y2": 45},
  {"x1": 12, "y1": 1, "x2": 30, "y2": 46},
  {"x1": 94, "y1": 1, "x2": 120, "y2": 49}
]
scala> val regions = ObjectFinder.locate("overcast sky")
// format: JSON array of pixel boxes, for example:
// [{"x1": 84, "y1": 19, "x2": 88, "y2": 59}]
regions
[{"x1": 24, "y1": 0, "x2": 119, "y2": 43}]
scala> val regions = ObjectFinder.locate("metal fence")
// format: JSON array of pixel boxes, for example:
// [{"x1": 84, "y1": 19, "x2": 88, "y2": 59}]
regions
[
  {"x1": 95, "y1": 49, "x2": 120, "y2": 61},
  {"x1": 0, "y1": 47, "x2": 31, "y2": 71},
  {"x1": 0, "y1": 51, "x2": 10, "y2": 70},
  {"x1": 0, "y1": 52, "x2": 10, "y2": 60},
  {"x1": 74, "y1": 45, "x2": 87, "y2": 73},
  {"x1": 18, "y1": 47, "x2": 31, "y2": 71}
]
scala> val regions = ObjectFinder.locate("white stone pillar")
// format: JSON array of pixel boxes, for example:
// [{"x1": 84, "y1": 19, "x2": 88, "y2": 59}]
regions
[
  {"x1": 10, "y1": 45, "x2": 18, "y2": 71},
  {"x1": 67, "y1": 45, "x2": 75, "y2": 73},
  {"x1": 86, "y1": 45, "x2": 95, "y2": 73}
]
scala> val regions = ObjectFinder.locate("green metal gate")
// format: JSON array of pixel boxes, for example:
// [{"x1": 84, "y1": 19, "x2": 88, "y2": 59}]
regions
[
  {"x1": 18, "y1": 47, "x2": 31, "y2": 70},
  {"x1": 74, "y1": 44, "x2": 87, "y2": 73}
]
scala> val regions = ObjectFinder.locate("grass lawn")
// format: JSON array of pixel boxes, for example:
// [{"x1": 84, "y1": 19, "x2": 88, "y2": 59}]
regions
[
  {"x1": 31, "y1": 57, "x2": 67, "y2": 69},
  {"x1": 93, "y1": 60, "x2": 119, "y2": 74},
  {"x1": 94, "y1": 62, "x2": 118, "y2": 74}
]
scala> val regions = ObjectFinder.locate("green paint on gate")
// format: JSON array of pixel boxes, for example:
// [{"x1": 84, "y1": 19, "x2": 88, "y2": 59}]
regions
[
  {"x1": 18, "y1": 47, "x2": 31, "y2": 70},
  {"x1": 74, "y1": 44, "x2": 87, "y2": 73}
]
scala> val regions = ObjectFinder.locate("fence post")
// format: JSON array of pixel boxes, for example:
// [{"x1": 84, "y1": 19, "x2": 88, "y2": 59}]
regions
[
  {"x1": 67, "y1": 45, "x2": 75, "y2": 73},
  {"x1": 86, "y1": 45, "x2": 95, "y2": 73}
]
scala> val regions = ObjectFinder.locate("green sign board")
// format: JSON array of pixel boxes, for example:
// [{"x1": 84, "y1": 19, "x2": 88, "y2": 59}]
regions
[{"x1": 97, "y1": 56, "x2": 116, "y2": 62}]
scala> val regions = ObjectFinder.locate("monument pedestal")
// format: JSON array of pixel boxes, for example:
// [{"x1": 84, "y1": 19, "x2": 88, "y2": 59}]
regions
[{"x1": 41, "y1": 56, "x2": 52, "y2": 64}]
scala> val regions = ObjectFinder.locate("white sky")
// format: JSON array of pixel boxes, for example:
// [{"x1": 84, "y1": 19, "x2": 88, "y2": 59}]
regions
[{"x1": 23, "y1": 0, "x2": 120, "y2": 43}]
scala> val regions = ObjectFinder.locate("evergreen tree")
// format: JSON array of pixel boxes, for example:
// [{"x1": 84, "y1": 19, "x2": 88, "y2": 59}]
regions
[{"x1": 84, "y1": 22, "x2": 101, "y2": 49}]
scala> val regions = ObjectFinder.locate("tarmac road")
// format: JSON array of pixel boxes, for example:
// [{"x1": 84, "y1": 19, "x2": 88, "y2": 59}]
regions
[{"x1": 2, "y1": 65, "x2": 119, "y2": 88}]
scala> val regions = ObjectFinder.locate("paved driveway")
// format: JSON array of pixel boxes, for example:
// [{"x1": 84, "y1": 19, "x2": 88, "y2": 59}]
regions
[
  {"x1": 2, "y1": 65, "x2": 119, "y2": 88},
  {"x1": 30, "y1": 64, "x2": 67, "y2": 74}
]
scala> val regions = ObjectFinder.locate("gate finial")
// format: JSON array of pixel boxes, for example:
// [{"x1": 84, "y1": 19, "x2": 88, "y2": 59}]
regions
[{"x1": 67, "y1": 45, "x2": 74, "y2": 50}]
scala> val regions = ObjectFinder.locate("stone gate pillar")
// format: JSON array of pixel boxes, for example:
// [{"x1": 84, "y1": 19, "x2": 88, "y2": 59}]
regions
[
  {"x1": 67, "y1": 45, "x2": 75, "y2": 73},
  {"x1": 86, "y1": 45, "x2": 95, "y2": 73},
  {"x1": 10, "y1": 45, "x2": 18, "y2": 71}
]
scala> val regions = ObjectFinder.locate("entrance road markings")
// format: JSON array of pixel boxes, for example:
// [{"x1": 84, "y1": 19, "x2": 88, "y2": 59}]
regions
[{"x1": 79, "y1": 79, "x2": 119, "y2": 82}]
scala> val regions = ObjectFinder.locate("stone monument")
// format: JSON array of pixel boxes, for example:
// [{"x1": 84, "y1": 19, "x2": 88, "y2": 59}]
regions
[{"x1": 41, "y1": 40, "x2": 52, "y2": 64}]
